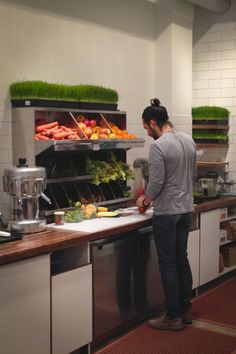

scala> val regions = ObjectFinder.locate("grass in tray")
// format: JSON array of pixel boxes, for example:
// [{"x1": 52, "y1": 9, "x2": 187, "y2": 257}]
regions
[
  {"x1": 192, "y1": 106, "x2": 230, "y2": 120},
  {"x1": 192, "y1": 130, "x2": 228, "y2": 141},
  {"x1": 10, "y1": 81, "x2": 118, "y2": 104}
]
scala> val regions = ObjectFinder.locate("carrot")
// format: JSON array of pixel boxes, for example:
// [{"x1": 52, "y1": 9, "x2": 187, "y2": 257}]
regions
[
  {"x1": 35, "y1": 134, "x2": 50, "y2": 140},
  {"x1": 36, "y1": 121, "x2": 59, "y2": 133},
  {"x1": 51, "y1": 127, "x2": 63, "y2": 133},
  {"x1": 68, "y1": 134, "x2": 81, "y2": 140},
  {"x1": 61, "y1": 126, "x2": 74, "y2": 132},
  {"x1": 41, "y1": 130, "x2": 53, "y2": 137},
  {"x1": 53, "y1": 131, "x2": 72, "y2": 140}
]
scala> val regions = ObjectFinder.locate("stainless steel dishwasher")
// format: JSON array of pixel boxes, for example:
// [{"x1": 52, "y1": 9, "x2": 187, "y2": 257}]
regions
[{"x1": 91, "y1": 226, "x2": 164, "y2": 348}]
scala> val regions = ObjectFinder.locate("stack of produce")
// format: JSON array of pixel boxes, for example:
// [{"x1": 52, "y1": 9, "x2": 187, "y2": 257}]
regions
[
  {"x1": 35, "y1": 120, "x2": 81, "y2": 141},
  {"x1": 107, "y1": 121, "x2": 136, "y2": 139},
  {"x1": 64, "y1": 201, "x2": 109, "y2": 222},
  {"x1": 76, "y1": 115, "x2": 137, "y2": 140},
  {"x1": 86, "y1": 153, "x2": 134, "y2": 185},
  {"x1": 76, "y1": 115, "x2": 116, "y2": 140},
  {"x1": 34, "y1": 117, "x2": 137, "y2": 141}
]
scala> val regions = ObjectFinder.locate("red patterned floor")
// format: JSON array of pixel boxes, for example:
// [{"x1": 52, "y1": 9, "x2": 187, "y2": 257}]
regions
[
  {"x1": 192, "y1": 277, "x2": 236, "y2": 328},
  {"x1": 94, "y1": 324, "x2": 236, "y2": 354}
]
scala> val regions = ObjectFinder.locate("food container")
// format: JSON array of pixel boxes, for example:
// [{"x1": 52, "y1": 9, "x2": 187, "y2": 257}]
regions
[
  {"x1": 64, "y1": 209, "x2": 84, "y2": 223},
  {"x1": 198, "y1": 178, "x2": 217, "y2": 197},
  {"x1": 54, "y1": 211, "x2": 65, "y2": 225}
]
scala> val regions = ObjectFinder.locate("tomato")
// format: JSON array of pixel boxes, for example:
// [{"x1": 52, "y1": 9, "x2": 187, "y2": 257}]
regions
[{"x1": 138, "y1": 206, "x2": 146, "y2": 214}]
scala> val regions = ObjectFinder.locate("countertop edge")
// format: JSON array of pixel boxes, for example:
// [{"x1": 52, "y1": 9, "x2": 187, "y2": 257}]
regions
[
  {"x1": 1, "y1": 197, "x2": 236, "y2": 266},
  {"x1": 0, "y1": 218, "x2": 152, "y2": 266}
]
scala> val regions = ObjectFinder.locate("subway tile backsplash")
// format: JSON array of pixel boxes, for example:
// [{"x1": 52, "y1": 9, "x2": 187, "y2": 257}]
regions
[{"x1": 193, "y1": 2, "x2": 236, "y2": 180}]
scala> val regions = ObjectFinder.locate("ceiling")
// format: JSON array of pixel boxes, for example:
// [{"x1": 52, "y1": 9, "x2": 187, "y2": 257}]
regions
[{"x1": 147, "y1": 0, "x2": 231, "y2": 13}]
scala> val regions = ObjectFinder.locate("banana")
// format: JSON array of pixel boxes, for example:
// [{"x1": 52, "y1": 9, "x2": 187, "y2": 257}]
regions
[{"x1": 97, "y1": 207, "x2": 108, "y2": 212}]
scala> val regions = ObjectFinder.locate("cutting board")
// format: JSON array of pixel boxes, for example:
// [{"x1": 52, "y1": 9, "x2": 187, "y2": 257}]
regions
[{"x1": 48, "y1": 208, "x2": 153, "y2": 233}]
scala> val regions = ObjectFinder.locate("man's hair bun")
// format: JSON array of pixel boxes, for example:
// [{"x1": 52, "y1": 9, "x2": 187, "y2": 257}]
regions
[{"x1": 150, "y1": 98, "x2": 160, "y2": 107}]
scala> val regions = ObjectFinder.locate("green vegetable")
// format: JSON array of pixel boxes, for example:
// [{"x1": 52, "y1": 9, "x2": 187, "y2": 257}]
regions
[
  {"x1": 10, "y1": 81, "x2": 118, "y2": 104},
  {"x1": 64, "y1": 201, "x2": 84, "y2": 222},
  {"x1": 65, "y1": 209, "x2": 83, "y2": 223},
  {"x1": 193, "y1": 131, "x2": 228, "y2": 141},
  {"x1": 75, "y1": 201, "x2": 82, "y2": 208},
  {"x1": 192, "y1": 106, "x2": 230, "y2": 120},
  {"x1": 86, "y1": 153, "x2": 134, "y2": 185}
]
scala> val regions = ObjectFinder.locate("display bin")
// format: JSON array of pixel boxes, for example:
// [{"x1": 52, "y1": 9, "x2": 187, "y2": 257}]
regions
[
  {"x1": 221, "y1": 244, "x2": 236, "y2": 267},
  {"x1": 220, "y1": 221, "x2": 236, "y2": 241}
]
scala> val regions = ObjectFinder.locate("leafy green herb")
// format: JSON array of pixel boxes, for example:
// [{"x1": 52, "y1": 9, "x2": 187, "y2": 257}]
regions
[
  {"x1": 65, "y1": 209, "x2": 84, "y2": 223},
  {"x1": 192, "y1": 106, "x2": 230, "y2": 120},
  {"x1": 86, "y1": 153, "x2": 134, "y2": 185},
  {"x1": 193, "y1": 131, "x2": 228, "y2": 140},
  {"x1": 10, "y1": 81, "x2": 118, "y2": 104}
]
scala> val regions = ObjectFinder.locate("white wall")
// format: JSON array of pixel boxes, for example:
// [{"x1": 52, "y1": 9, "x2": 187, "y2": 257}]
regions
[
  {"x1": 155, "y1": 0, "x2": 194, "y2": 135},
  {"x1": 0, "y1": 0, "x2": 156, "y2": 214},
  {"x1": 192, "y1": 2, "x2": 236, "y2": 178}
]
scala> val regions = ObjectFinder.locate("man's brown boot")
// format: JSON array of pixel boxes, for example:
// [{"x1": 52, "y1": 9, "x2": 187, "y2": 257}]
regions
[
  {"x1": 148, "y1": 314, "x2": 184, "y2": 331},
  {"x1": 182, "y1": 308, "x2": 192, "y2": 324}
]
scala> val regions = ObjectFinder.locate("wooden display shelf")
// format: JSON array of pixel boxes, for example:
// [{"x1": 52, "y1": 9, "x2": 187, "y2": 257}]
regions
[
  {"x1": 220, "y1": 264, "x2": 236, "y2": 275},
  {"x1": 192, "y1": 125, "x2": 228, "y2": 130},
  {"x1": 197, "y1": 161, "x2": 228, "y2": 168},
  {"x1": 196, "y1": 144, "x2": 228, "y2": 149}
]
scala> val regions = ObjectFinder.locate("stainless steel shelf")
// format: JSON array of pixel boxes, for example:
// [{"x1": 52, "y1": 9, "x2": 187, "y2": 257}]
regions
[
  {"x1": 47, "y1": 175, "x2": 93, "y2": 184},
  {"x1": 35, "y1": 139, "x2": 145, "y2": 155}
]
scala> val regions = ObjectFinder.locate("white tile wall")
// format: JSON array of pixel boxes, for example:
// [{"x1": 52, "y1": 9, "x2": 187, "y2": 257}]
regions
[{"x1": 193, "y1": 2, "x2": 236, "y2": 179}]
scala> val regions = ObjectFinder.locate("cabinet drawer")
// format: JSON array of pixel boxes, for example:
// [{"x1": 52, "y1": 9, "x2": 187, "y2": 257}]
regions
[{"x1": 52, "y1": 264, "x2": 92, "y2": 354}]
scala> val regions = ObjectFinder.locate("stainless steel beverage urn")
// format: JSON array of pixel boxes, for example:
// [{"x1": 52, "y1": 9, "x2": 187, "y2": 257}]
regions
[{"x1": 3, "y1": 158, "x2": 50, "y2": 233}]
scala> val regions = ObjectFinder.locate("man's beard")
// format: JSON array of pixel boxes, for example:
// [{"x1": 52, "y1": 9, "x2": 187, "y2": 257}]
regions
[{"x1": 150, "y1": 127, "x2": 159, "y2": 140}]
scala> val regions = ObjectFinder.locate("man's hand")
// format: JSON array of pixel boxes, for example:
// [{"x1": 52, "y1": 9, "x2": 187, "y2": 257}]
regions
[
  {"x1": 136, "y1": 195, "x2": 146, "y2": 208},
  {"x1": 136, "y1": 195, "x2": 152, "y2": 208}
]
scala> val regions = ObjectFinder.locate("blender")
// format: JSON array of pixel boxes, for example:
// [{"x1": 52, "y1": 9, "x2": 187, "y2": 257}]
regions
[{"x1": 133, "y1": 158, "x2": 149, "y2": 198}]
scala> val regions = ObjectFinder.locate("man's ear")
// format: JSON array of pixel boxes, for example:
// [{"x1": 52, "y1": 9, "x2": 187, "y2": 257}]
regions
[{"x1": 149, "y1": 119, "x2": 156, "y2": 128}]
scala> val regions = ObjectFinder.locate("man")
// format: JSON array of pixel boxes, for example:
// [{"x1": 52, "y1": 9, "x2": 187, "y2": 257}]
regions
[{"x1": 136, "y1": 98, "x2": 196, "y2": 331}]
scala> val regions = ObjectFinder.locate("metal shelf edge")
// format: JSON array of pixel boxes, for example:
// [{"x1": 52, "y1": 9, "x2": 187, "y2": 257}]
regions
[{"x1": 36, "y1": 139, "x2": 145, "y2": 153}]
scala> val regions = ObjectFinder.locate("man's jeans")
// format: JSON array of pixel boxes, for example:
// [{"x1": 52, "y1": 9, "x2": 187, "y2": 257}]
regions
[{"x1": 153, "y1": 213, "x2": 193, "y2": 318}]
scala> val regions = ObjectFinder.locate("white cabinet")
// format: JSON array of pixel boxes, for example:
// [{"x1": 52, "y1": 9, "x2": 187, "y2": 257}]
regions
[
  {"x1": 188, "y1": 229, "x2": 200, "y2": 289},
  {"x1": 51, "y1": 243, "x2": 92, "y2": 354},
  {"x1": 52, "y1": 264, "x2": 92, "y2": 354},
  {"x1": 199, "y1": 209, "x2": 220, "y2": 286},
  {"x1": 0, "y1": 255, "x2": 50, "y2": 354}
]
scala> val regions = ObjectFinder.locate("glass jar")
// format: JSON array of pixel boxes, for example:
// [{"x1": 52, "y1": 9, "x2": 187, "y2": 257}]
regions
[{"x1": 54, "y1": 211, "x2": 65, "y2": 225}]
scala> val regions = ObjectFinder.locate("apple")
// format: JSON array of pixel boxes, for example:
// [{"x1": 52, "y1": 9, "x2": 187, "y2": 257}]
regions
[
  {"x1": 90, "y1": 133, "x2": 99, "y2": 140},
  {"x1": 84, "y1": 127, "x2": 93, "y2": 138},
  {"x1": 76, "y1": 115, "x2": 85, "y2": 122},
  {"x1": 108, "y1": 133, "x2": 117, "y2": 139},
  {"x1": 79, "y1": 122, "x2": 86, "y2": 131},
  {"x1": 99, "y1": 128, "x2": 108, "y2": 134},
  {"x1": 90, "y1": 119, "x2": 97, "y2": 128},
  {"x1": 98, "y1": 133, "x2": 108, "y2": 139},
  {"x1": 138, "y1": 206, "x2": 146, "y2": 214},
  {"x1": 84, "y1": 120, "x2": 91, "y2": 127},
  {"x1": 93, "y1": 126, "x2": 100, "y2": 133}
]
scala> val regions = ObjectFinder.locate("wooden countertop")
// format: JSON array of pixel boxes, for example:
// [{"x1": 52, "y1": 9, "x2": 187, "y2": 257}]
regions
[
  {"x1": 1, "y1": 196, "x2": 236, "y2": 266},
  {"x1": 0, "y1": 217, "x2": 151, "y2": 266},
  {"x1": 194, "y1": 196, "x2": 236, "y2": 213}
]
